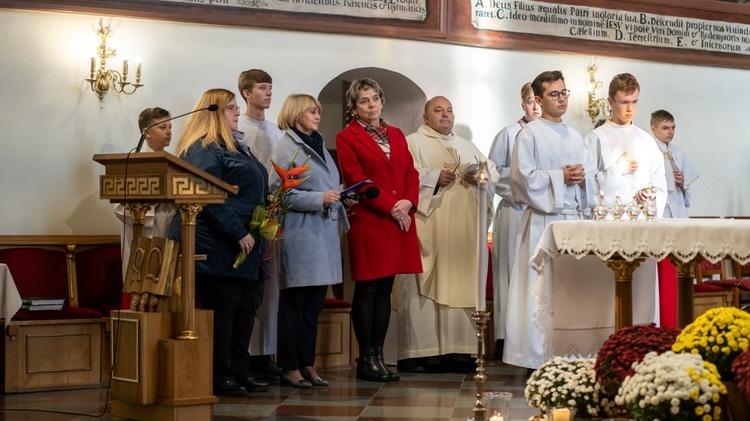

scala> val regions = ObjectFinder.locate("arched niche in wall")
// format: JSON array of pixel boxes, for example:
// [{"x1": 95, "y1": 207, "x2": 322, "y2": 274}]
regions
[{"x1": 317, "y1": 67, "x2": 426, "y2": 151}]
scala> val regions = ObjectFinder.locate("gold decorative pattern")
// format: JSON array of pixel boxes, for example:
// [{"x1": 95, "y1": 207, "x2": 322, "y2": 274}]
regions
[
  {"x1": 177, "y1": 204, "x2": 203, "y2": 226},
  {"x1": 606, "y1": 258, "x2": 642, "y2": 282},
  {"x1": 101, "y1": 176, "x2": 163, "y2": 198},
  {"x1": 172, "y1": 176, "x2": 220, "y2": 196},
  {"x1": 125, "y1": 203, "x2": 151, "y2": 225}
]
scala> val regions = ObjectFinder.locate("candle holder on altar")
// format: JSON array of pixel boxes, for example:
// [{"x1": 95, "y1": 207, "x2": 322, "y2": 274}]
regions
[
  {"x1": 610, "y1": 195, "x2": 625, "y2": 221},
  {"x1": 594, "y1": 198, "x2": 609, "y2": 221},
  {"x1": 644, "y1": 197, "x2": 657, "y2": 221},
  {"x1": 546, "y1": 406, "x2": 576, "y2": 421},
  {"x1": 626, "y1": 201, "x2": 641, "y2": 221}
]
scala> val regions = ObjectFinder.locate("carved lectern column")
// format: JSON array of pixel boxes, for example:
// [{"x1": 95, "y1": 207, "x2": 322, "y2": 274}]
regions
[
  {"x1": 670, "y1": 255, "x2": 700, "y2": 328},
  {"x1": 605, "y1": 256, "x2": 644, "y2": 331},
  {"x1": 176, "y1": 204, "x2": 202, "y2": 340}
]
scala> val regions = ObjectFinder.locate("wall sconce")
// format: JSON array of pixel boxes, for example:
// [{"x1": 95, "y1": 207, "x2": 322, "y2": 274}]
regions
[
  {"x1": 85, "y1": 20, "x2": 142, "y2": 101},
  {"x1": 586, "y1": 65, "x2": 610, "y2": 124}
]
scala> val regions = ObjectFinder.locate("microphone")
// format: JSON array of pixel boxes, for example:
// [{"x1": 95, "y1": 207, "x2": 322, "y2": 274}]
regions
[
  {"x1": 135, "y1": 104, "x2": 219, "y2": 152},
  {"x1": 344, "y1": 186, "x2": 380, "y2": 200}
]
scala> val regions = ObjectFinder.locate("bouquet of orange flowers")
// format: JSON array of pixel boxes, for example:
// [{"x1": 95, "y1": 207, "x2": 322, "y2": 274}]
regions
[{"x1": 233, "y1": 148, "x2": 310, "y2": 269}]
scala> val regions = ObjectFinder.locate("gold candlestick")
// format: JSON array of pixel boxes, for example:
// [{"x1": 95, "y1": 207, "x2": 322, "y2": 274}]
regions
[{"x1": 472, "y1": 310, "x2": 491, "y2": 421}]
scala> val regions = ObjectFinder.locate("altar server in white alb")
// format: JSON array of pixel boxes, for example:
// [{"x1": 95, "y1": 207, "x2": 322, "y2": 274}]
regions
[
  {"x1": 584, "y1": 73, "x2": 666, "y2": 215},
  {"x1": 503, "y1": 70, "x2": 596, "y2": 370},
  {"x1": 649, "y1": 110, "x2": 698, "y2": 218},
  {"x1": 488, "y1": 82, "x2": 540, "y2": 357}
]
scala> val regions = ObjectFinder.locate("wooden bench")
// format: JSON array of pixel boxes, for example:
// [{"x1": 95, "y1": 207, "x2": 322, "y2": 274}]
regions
[{"x1": 0, "y1": 235, "x2": 121, "y2": 393}]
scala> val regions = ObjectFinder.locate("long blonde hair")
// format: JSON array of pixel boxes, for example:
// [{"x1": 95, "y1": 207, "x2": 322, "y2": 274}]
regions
[{"x1": 176, "y1": 88, "x2": 238, "y2": 157}]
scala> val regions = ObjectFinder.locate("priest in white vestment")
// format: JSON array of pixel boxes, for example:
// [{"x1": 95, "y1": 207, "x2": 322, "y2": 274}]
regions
[
  {"x1": 503, "y1": 71, "x2": 597, "y2": 370},
  {"x1": 488, "y1": 82, "x2": 540, "y2": 351},
  {"x1": 649, "y1": 110, "x2": 699, "y2": 218},
  {"x1": 238, "y1": 69, "x2": 284, "y2": 375},
  {"x1": 398, "y1": 96, "x2": 498, "y2": 368}
]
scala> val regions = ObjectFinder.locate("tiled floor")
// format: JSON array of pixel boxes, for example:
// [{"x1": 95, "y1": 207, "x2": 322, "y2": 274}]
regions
[{"x1": 0, "y1": 362, "x2": 539, "y2": 420}]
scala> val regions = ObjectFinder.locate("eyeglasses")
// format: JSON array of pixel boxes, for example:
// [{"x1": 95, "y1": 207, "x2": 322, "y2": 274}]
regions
[
  {"x1": 545, "y1": 89, "x2": 571, "y2": 100},
  {"x1": 225, "y1": 104, "x2": 240, "y2": 112}
]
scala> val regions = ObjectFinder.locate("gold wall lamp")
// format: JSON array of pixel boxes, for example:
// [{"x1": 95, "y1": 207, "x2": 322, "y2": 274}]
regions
[
  {"x1": 586, "y1": 65, "x2": 610, "y2": 124},
  {"x1": 85, "y1": 20, "x2": 142, "y2": 101}
]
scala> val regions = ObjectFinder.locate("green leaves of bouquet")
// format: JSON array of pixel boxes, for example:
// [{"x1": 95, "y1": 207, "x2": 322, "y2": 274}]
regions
[{"x1": 233, "y1": 148, "x2": 311, "y2": 269}]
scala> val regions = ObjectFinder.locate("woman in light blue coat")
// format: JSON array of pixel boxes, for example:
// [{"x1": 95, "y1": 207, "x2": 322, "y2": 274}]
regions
[{"x1": 269, "y1": 94, "x2": 350, "y2": 388}]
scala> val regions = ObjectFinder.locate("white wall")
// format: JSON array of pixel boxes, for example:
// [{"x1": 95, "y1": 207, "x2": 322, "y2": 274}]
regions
[{"x1": 1, "y1": 8, "x2": 748, "y2": 235}]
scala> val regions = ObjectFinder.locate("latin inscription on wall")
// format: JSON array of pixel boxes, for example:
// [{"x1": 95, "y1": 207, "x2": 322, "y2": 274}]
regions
[
  {"x1": 158, "y1": 0, "x2": 428, "y2": 21},
  {"x1": 472, "y1": 0, "x2": 750, "y2": 56}
]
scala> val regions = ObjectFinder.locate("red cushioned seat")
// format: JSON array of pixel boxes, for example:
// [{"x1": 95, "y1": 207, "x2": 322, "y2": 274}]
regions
[
  {"x1": 12, "y1": 306, "x2": 103, "y2": 321},
  {"x1": 694, "y1": 283, "x2": 726, "y2": 293},
  {"x1": 323, "y1": 297, "x2": 352, "y2": 309}
]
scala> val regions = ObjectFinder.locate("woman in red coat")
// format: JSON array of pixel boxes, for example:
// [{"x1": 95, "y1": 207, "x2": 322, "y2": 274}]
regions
[{"x1": 335, "y1": 78, "x2": 422, "y2": 382}]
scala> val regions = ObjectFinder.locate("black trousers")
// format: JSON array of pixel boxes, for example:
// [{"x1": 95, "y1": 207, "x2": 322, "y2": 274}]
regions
[
  {"x1": 196, "y1": 272, "x2": 264, "y2": 384},
  {"x1": 276, "y1": 284, "x2": 328, "y2": 370}
]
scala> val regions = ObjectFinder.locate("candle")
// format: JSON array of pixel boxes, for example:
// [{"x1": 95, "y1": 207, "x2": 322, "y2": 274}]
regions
[
  {"x1": 488, "y1": 416, "x2": 503, "y2": 421},
  {"x1": 476, "y1": 161, "x2": 488, "y2": 312},
  {"x1": 551, "y1": 408, "x2": 571, "y2": 421},
  {"x1": 122, "y1": 58, "x2": 129, "y2": 81},
  {"x1": 90, "y1": 57, "x2": 95, "y2": 77},
  {"x1": 135, "y1": 55, "x2": 142, "y2": 79}
]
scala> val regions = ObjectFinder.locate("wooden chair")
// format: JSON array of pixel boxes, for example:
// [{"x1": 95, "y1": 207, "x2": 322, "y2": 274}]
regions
[
  {"x1": 693, "y1": 259, "x2": 733, "y2": 317},
  {"x1": 702, "y1": 259, "x2": 750, "y2": 309}
]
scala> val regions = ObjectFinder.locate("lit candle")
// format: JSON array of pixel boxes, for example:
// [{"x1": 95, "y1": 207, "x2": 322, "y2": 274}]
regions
[
  {"x1": 551, "y1": 408, "x2": 571, "y2": 421},
  {"x1": 477, "y1": 162, "x2": 488, "y2": 312},
  {"x1": 488, "y1": 416, "x2": 503, "y2": 421},
  {"x1": 135, "y1": 55, "x2": 142, "y2": 80},
  {"x1": 122, "y1": 58, "x2": 129, "y2": 81}
]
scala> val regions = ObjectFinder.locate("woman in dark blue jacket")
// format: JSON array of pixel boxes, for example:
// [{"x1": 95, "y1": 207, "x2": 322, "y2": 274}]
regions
[{"x1": 171, "y1": 88, "x2": 270, "y2": 396}]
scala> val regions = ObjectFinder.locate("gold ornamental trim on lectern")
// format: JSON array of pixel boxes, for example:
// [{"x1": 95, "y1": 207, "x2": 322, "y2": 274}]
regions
[{"x1": 100, "y1": 174, "x2": 228, "y2": 201}]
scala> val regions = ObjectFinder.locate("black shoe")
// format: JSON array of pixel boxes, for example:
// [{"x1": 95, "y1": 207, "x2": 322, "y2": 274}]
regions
[
  {"x1": 264, "y1": 359, "x2": 283, "y2": 376},
  {"x1": 214, "y1": 379, "x2": 248, "y2": 397},
  {"x1": 279, "y1": 370, "x2": 312, "y2": 388},
  {"x1": 397, "y1": 358, "x2": 428, "y2": 373},
  {"x1": 374, "y1": 346, "x2": 399, "y2": 381},
  {"x1": 236, "y1": 375, "x2": 270, "y2": 392},
  {"x1": 356, "y1": 351, "x2": 390, "y2": 382}
]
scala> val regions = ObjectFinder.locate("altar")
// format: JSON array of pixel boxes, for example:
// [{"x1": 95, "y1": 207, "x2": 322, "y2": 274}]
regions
[{"x1": 530, "y1": 218, "x2": 750, "y2": 359}]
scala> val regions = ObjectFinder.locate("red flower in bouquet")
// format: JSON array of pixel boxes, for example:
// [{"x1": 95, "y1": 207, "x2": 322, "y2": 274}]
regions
[
  {"x1": 594, "y1": 323, "x2": 680, "y2": 398},
  {"x1": 732, "y1": 347, "x2": 750, "y2": 401},
  {"x1": 232, "y1": 148, "x2": 310, "y2": 269}
]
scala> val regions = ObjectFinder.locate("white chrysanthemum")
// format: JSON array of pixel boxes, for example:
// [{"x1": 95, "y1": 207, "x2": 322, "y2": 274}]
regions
[{"x1": 616, "y1": 351, "x2": 726, "y2": 420}]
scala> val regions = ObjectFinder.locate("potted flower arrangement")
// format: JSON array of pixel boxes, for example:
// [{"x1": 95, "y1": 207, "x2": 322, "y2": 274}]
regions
[
  {"x1": 672, "y1": 307, "x2": 750, "y2": 380},
  {"x1": 524, "y1": 357, "x2": 606, "y2": 419},
  {"x1": 595, "y1": 323, "x2": 680, "y2": 396},
  {"x1": 729, "y1": 348, "x2": 750, "y2": 417},
  {"x1": 616, "y1": 351, "x2": 726, "y2": 420},
  {"x1": 594, "y1": 323, "x2": 680, "y2": 415}
]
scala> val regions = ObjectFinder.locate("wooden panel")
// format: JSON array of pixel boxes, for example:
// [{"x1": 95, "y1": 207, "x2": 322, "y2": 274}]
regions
[
  {"x1": 693, "y1": 292, "x2": 732, "y2": 318},
  {"x1": 315, "y1": 308, "x2": 351, "y2": 368},
  {"x1": 3, "y1": 319, "x2": 105, "y2": 393},
  {"x1": 111, "y1": 311, "x2": 174, "y2": 405}
]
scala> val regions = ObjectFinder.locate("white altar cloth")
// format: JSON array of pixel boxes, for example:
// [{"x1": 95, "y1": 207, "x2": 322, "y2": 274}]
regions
[{"x1": 529, "y1": 218, "x2": 750, "y2": 359}]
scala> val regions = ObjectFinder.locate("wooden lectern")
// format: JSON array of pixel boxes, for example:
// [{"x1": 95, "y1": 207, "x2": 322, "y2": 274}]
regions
[{"x1": 94, "y1": 151, "x2": 238, "y2": 421}]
